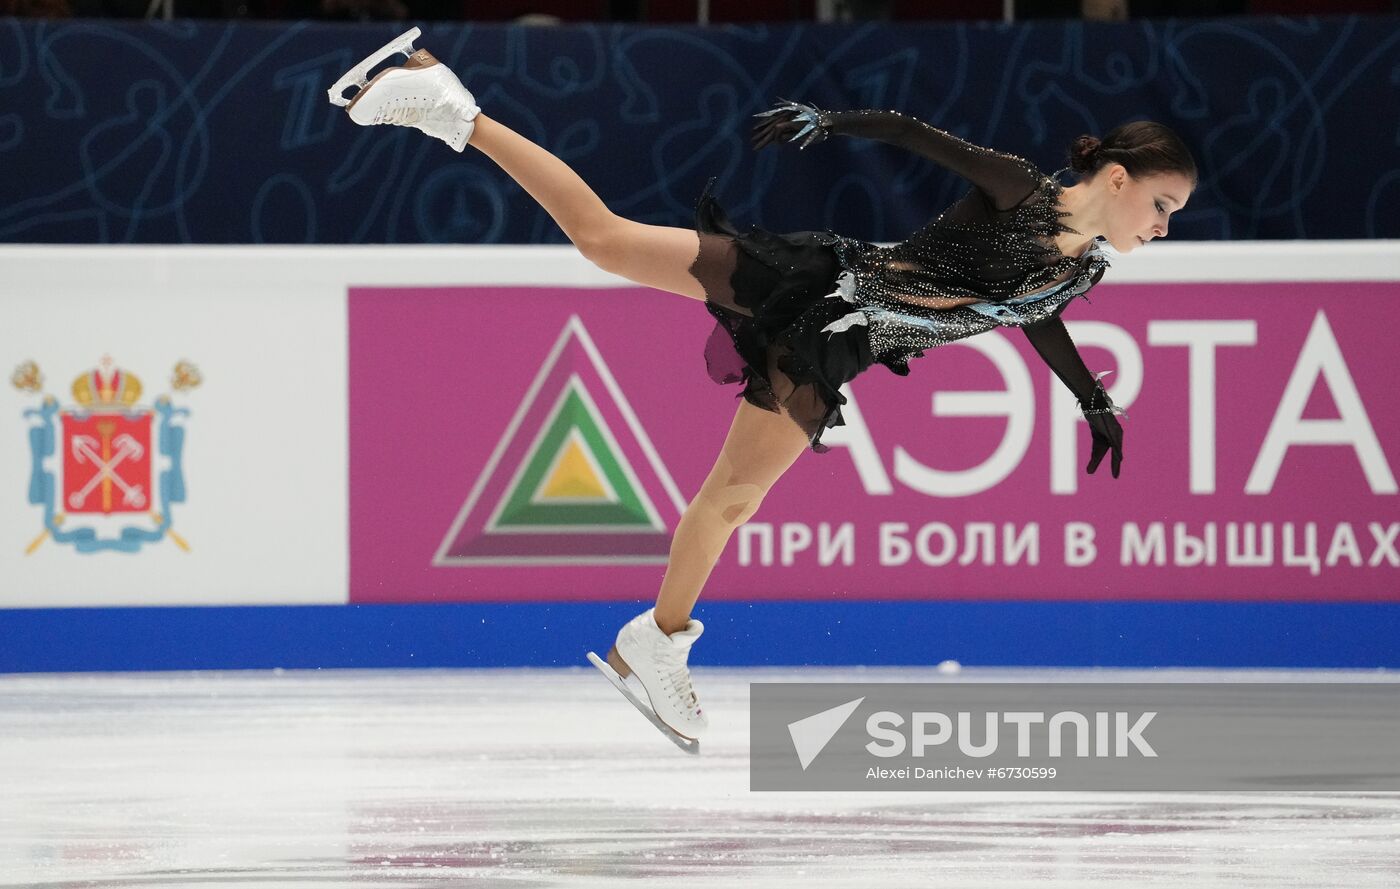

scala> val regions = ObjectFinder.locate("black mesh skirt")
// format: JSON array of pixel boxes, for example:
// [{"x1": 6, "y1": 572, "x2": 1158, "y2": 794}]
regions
[{"x1": 689, "y1": 186, "x2": 875, "y2": 453}]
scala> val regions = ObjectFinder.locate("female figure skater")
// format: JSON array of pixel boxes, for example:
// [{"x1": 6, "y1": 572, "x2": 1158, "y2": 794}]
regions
[{"x1": 331, "y1": 30, "x2": 1197, "y2": 744}]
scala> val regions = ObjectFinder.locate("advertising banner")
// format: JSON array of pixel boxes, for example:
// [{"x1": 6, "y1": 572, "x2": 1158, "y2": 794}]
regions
[{"x1": 349, "y1": 279, "x2": 1399, "y2": 602}]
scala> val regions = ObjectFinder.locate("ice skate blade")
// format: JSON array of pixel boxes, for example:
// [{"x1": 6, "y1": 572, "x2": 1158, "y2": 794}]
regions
[
  {"x1": 328, "y1": 26, "x2": 423, "y2": 107},
  {"x1": 586, "y1": 650, "x2": 700, "y2": 755}
]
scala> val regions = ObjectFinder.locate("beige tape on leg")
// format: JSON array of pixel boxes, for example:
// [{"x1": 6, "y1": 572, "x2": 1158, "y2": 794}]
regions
[{"x1": 703, "y1": 481, "x2": 765, "y2": 528}]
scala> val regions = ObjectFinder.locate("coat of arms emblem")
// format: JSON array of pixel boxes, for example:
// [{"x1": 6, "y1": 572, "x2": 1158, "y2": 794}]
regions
[{"x1": 14, "y1": 357, "x2": 201, "y2": 554}]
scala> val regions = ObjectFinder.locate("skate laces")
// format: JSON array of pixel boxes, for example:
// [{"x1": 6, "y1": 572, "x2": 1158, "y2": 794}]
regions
[
  {"x1": 377, "y1": 98, "x2": 474, "y2": 132},
  {"x1": 657, "y1": 649, "x2": 699, "y2": 711},
  {"x1": 376, "y1": 103, "x2": 427, "y2": 126}
]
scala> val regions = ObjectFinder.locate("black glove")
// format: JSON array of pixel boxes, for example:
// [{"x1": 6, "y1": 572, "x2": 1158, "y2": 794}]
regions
[
  {"x1": 751, "y1": 99, "x2": 831, "y2": 150},
  {"x1": 1084, "y1": 411, "x2": 1123, "y2": 478},
  {"x1": 1081, "y1": 382, "x2": 1124, "y2": 478}
]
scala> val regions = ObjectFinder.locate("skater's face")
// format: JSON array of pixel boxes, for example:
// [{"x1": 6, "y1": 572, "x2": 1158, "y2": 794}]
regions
[{"x1": 1099, "y1": 166, "x2": 1194, "y2": 254}]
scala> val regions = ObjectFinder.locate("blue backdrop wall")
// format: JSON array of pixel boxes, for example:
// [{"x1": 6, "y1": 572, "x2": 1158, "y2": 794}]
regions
[{"x1": 2, "y1": 14, "x2": 1398, "y2": 245}]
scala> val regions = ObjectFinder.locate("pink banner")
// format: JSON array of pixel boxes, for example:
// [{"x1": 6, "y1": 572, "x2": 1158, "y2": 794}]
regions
[{"x1": 349, "y1": 281, "x2": 1399, "y2": 603}]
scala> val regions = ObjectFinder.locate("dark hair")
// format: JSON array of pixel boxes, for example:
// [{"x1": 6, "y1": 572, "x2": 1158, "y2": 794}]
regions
[{"x1": 1068, "y1": 121, "x2": 1197, "y2": 187}]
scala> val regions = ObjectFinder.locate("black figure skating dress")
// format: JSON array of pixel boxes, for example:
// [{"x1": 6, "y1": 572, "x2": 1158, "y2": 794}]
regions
[{"x1": 691, "y1": 106, "x2": 1115, "y2": 453}]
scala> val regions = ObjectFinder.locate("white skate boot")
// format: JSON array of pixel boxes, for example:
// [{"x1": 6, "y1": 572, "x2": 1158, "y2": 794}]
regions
[
  {"x1": 586, "y1": 608, "x2": 708, "y2": 754},
  {"x1": 328, "y1": 27, "x2": 480, "y2": 152}
]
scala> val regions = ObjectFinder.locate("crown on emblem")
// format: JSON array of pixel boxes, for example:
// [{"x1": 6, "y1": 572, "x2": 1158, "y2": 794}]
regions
[{"x1": 72, "y1": 359, "x2": 142, "y2": 408}]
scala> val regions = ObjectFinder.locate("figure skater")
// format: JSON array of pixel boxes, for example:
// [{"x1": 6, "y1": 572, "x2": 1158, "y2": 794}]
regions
[{"x1": 329, "y1": 29, "x2": 1197, "y2": 745}]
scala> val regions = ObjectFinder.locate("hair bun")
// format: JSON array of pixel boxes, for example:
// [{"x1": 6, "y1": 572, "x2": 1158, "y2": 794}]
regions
[{"x1": 1069, "y1": 134, "x2": 1103, "y2": 173}]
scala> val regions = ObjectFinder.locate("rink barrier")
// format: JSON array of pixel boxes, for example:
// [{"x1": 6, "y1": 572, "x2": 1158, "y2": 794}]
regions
[
  {"x1": 1, "y1": 601, "x2": 1398, "y2": 673},
  {"x1": 3, "y1": 244, "x2": 1399, "y2": 669}
]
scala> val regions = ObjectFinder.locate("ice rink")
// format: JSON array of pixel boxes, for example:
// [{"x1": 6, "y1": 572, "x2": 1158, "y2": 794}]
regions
[{"x1": 3, "y1": 668, "x2": 1398, "y2": 887}]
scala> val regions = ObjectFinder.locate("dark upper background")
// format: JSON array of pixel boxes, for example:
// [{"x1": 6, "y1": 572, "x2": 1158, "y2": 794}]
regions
[
  {"x1": 7, "y1": 1, "x2": 1398, "y2": 22},
  {"x1": 1, "y1": 2, "x2": 1396, "y2": 243}
]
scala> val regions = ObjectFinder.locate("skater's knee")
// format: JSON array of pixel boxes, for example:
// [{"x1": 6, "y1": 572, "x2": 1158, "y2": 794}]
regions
[
  {"x1": 575, "y1": 220, "x2": 631, "y2": 275},
  {"x1": 696, "y1": 481, "x2": 766, "y2": 527}
]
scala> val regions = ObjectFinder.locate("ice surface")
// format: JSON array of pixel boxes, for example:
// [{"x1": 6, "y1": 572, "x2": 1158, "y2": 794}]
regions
[{"x1": 2, "y1": 667, "x2": 1398, "y2": 887}]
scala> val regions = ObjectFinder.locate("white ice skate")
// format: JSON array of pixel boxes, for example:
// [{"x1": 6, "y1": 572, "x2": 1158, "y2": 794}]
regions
[
  {"x1": 328, "y1": 27, "x2": 480, "y2": 152},
  {"x1": 586, "y1": 608, "x2": 708, "y2": 755}
]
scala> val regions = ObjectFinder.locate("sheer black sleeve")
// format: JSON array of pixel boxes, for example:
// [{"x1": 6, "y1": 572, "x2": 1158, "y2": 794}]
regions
[
  {"x1": 822, "y1": 110, "x2": 1045, "y2": 212},
  {"x1": 1023, "y1": 311, "x2": 1125, "y2": 478},
  {"x1": 1021, "y1": 313, "x2": 1099, "y2": 407}
]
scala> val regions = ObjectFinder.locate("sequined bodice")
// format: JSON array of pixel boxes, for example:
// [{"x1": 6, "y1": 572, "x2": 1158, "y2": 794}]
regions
[
  {"x1": 817, "y1": 168, "x2": 1111, "y2": 374},
  {"x1": 830, "y1": 169, "x2": 1105, "y2": 307}
]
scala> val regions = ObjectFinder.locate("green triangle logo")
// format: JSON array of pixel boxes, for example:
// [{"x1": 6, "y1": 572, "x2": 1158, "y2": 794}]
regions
[
  {"x1": 434, "y1": 316, "x2": 684, "y2": 566},
  {"x1": 489, "y1": 376, "x2": 662, "y2": 532}
]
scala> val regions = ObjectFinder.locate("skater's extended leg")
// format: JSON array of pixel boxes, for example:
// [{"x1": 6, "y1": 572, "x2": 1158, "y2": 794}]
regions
[
  {"x1": 467, "y1": 115, "x2": 706, "y2": 300},
  {"x1": 653, "y1": 399, "x2": 810, "y2": 634},
  {"x1": 335, "y1": 34, "x2": 706, "y2": 300}
]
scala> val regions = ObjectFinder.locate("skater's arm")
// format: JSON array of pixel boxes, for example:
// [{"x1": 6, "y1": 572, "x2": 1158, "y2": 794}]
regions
[
  {"x1": 752, "y1": 102, "x2": 1043, "y2": 211},
  {"x1": 1022, "y1": 314, "x2": 1125, "y2": 477},
  {"x1": 1022, "y1": 314, "x2": 1097, "y2": 404}
]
